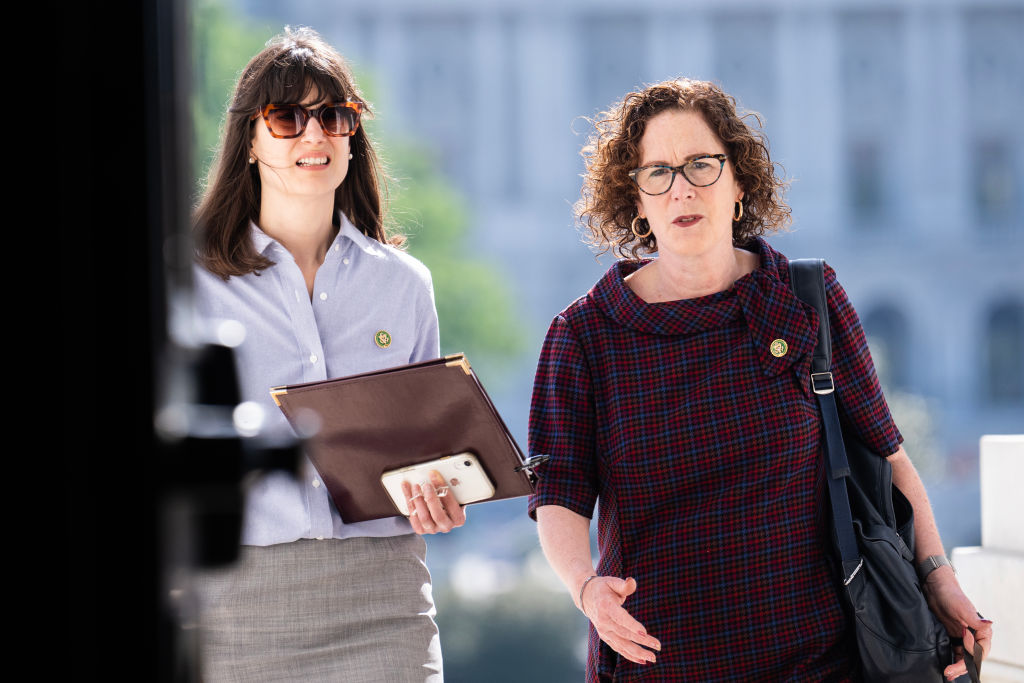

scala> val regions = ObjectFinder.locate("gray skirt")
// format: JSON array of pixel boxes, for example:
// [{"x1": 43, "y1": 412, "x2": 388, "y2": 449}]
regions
[{"x1": 192, "y1": 534, "x2": 442, "y2": 682}]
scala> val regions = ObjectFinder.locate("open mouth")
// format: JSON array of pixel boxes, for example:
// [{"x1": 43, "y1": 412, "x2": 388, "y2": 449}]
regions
[
  {"x1": 672, "y1": 214, "x2": 702, "y2": 227},
  {"x1": 296, "y1": 155, "x2": 330, "y2": 167}
]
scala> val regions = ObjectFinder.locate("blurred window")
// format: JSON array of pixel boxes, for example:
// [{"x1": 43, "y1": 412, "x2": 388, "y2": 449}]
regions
[
  {"x1": 498, "y1": 16, "x2": 522, "y2": 201},
  {"x1": 404, "y1": 15, "x2": 474, "y2": 189},
  {"x1": 712, "y1": 13, "x2": 776, "y2": 126},
  {"x1": 839, "y1": 11, "x2": 903, "y2": 228},
  {"x1": 862, "y1": 304, "x2": 909, "y2": 390},
  {"x1": 965, "y1": 8, "x2": 1023, "y2": 123},
  {"x1": 984, "y1": 300, "x2": 1024, "y2": 403},
  {"x1": 839, "y1": 11, "x2": 903, "y2": 123},
  {"x1": 846, "y1": 139, "x2": 887, "y2": 224},
  {"x1": 966, "y1": 9, "x2": 1024, "y2": 233},
  {"x1": 577, "y1": 15, "x2": 644, "y2": 119},
  {"x1": 973, "y1": 139, "x2": 1019, "y2": 229}
]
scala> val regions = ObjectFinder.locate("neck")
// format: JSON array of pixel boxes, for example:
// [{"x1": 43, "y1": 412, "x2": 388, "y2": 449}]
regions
[
  {"x1": 257, "y1": 196, "x2": 337, "y2": 268},
  {"x1": 642, "y1": 242, "x2": 755, "y2": 302}
]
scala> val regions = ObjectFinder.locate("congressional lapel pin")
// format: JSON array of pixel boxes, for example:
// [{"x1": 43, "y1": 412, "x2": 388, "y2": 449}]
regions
[
  {"x1": 770, "y1": 339, "x2": 788, "y2": 358},
  {"x1": 374, "y1": 329, "x2": 392, "y2": 349}
]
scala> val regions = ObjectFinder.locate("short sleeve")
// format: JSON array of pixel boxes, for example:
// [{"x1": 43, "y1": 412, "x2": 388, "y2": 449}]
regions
[
  {"x1": 410, "y1": 268, "x2": 440, "y2": 362},
  {"x1": 824, "y1": 262, "x2": 904, "y2": 456},
  {"x1": 527, "y1": 314, "x2": 600, "y2": 521}
]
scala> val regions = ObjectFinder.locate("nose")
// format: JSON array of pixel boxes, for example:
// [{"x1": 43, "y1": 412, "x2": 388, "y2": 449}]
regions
[
  {"x1": 669, "y1": 172, "x2": 695, "y2": 200},
  {"x1": 301, "y1": 115, "x2": 327, "y2": 141}
]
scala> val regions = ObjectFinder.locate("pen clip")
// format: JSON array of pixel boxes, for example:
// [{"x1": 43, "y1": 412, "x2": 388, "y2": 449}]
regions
[{"x1": 514, "y1": 454, "x2": 551, "y2": 481}]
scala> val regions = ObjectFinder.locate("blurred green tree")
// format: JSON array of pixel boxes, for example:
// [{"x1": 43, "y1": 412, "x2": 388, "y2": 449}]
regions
[
  {"x1": 190, "y1": 0, "x2": 273, "y2": 197},
  {"x1": 190, "y1": 0, "x2": 525, "y2": 369},
  {"x1": 380, "y1": 137, "x2": 527, "y2": 365}
]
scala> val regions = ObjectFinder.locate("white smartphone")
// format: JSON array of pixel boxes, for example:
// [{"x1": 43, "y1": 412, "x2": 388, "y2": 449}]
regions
[{"x1": 381, "y1": 452, "x2": 496, "y2": 516}]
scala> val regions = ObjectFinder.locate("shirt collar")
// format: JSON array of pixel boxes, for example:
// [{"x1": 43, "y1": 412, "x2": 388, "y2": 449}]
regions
[
  {"x1": 249, "y1": 220, "x2": 275, "y2": 255},
  {"x1": 248, "y1": 212, "x2": 383, "y2": 257},
  {"x1": 590, "y1": 238, "x2": 819, "y2": 397},
  {"x1": 337, "y1": 212, "x2": 383, "y2": 256},
  {"x1": 733, "y1": 246, "x2": 819, "y2": 396}
]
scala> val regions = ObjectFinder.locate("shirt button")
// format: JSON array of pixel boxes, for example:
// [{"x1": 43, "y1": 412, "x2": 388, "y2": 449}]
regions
[
  {"x1": 312, "y1": 479, "x2": 321, "y2": 488},
  {"x1": 343, "y1": 258, "x2": 350, "y2": 265},
  {"x1": 309, "y1": 354, "x2": 318, "y2": 364},
  {"x1": 319, "y1": 292, "x2": 328, "y2": 301},
  {"x1": 333, "y1": 245, "x2": 339, "y2": 252}
]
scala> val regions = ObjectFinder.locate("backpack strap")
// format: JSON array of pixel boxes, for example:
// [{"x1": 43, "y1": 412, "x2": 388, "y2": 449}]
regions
[
  {"x1": 789, "y1": 258, "x2": 835, "y2": 395},
  {"x1": 788, "y1": 258, "x2": 862, "y2": 584}
]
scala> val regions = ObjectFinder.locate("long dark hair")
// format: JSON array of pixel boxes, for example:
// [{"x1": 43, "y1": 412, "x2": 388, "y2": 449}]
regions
[{"x1": 194, "y1": 26, "x2": 401, "y2": 278}]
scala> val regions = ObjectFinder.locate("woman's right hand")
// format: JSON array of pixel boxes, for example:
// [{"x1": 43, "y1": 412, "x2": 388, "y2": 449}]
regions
[
  {"x1": 579, "y1": 575, "x2": 661, "y2": 665},
  {"x1": 400, "y1": 471, "x2": 466, "y2": 535}
]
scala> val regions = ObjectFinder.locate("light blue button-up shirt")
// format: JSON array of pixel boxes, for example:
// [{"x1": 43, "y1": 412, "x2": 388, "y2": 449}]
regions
[{"x1": 193, "y1": 214, "x2": 440, "y2": 545}]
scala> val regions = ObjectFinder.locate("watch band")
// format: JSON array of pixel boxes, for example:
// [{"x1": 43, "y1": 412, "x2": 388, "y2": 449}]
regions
[{"x1": 916, "y1": 554, "x2": 953, "y2": 583}]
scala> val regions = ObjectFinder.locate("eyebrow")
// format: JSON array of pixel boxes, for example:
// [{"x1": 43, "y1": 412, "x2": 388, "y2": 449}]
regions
[{"x1": 639, "y1": 152, "x2": 723, "y2": 167}]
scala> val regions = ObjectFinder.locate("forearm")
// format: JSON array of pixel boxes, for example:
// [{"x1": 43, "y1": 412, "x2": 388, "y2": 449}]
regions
[
  {"x1": 888, "y1": 448, "x2": 992, "y2": 672},
  {"x1": 887, "y1": 445, "x2": 946, "y2": 562},
  {"x1": 536, "y1": 504, "x2": 597, "y2": 610}
]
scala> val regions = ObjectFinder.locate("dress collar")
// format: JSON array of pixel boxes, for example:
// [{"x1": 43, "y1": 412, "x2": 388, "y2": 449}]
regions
[{"x1": 590, "y1": 238, "x2": 819, "y2": 397}]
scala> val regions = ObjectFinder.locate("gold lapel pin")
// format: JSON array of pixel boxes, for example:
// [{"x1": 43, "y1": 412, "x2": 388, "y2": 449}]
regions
[
  {"x1": 375, "y1": 330, "x2": 392, "y2": 349},
  {"x1": 770, "y1": 339, "x2": 788, "y2": 358}
]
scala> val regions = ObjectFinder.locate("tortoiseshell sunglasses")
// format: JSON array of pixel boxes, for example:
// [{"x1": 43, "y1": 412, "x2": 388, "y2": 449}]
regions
[{"x1": 252, "y1": 101, "x2": 364, "y2": 139}]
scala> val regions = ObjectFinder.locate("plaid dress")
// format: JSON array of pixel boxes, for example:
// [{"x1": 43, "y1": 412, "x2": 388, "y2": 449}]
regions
[{"x1": 528, "y1": 238, "x2": 902, "y2": 682}]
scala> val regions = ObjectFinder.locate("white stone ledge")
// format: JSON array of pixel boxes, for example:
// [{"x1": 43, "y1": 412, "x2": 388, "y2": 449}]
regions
[
  {"x1": 976, "y1": 660, "x2": 1024, "y2": 683},
  {"x1": 980, "y1": 434, "x2": 1024, "y2": 553},
  {"x1": 950, "y1": 546, "x2": 1024, "y2": 672}
]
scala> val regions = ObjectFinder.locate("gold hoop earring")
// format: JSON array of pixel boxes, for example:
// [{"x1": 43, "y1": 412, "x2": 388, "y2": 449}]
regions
[
  {"x1": 631, "y1": 215, "x2": 652, "y2": 238},
  {"x1": 733, "y1": 201, "x2": 743, "y2": 222}
]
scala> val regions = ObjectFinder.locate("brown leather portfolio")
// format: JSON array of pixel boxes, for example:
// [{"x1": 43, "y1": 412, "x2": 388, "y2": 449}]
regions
[{"x1": 270, "y1": 354, "x2": 536, "y2": 523}]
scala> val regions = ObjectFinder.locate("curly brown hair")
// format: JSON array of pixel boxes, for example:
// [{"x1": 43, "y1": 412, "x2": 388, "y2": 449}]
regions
[{"x1": 576, "y1": 78, "x2": 790, "y2": 258}]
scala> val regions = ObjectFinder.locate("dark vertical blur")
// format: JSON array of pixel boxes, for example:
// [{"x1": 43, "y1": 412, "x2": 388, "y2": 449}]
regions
[
  {"x1": 62, "y1": 0, "x2": 154, "y2": 676},
  {"x1": 62, "y1": 0, "x2": 213, "y2": 678},
  {"x1": 145, "y1": 1, "x2": 199, "y2": 679}
]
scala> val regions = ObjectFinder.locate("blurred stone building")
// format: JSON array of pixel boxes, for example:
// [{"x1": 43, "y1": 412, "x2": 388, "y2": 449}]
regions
[{"x1": 241, "y1": 0, "x2": 1023, "y2": 473}]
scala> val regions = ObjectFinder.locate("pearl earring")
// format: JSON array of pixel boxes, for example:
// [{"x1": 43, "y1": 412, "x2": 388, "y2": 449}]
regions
[{"x1": 348, "y1": 153, "x2": 353, "y2": 160}]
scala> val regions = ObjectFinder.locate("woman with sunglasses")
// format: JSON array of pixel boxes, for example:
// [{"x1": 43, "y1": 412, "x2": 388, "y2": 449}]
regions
[
  {"x1": 192, "y1": 27, "x2": 462, "y2": 681},
  {"x1": 528, "y1": 79, "x2": 989, "y2": 681}
]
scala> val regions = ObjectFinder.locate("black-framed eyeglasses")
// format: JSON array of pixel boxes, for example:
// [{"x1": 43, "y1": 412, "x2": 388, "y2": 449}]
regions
[
  {"x1": 251, "y1": 101, "x2": 363, "y2": 139},
  {"x1": 628, "y1": 154, "x2": 728, "y2": 195}
]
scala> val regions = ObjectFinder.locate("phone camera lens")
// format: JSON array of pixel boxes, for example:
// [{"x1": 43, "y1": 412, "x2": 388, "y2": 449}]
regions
[{"x1": 463, "y1": 460, "x2": 471, "y2": 467}]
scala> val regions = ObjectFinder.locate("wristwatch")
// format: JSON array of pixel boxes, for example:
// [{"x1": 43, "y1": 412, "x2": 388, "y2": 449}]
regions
[{"x1": 916, "y1": 554, "x2": 953, "y2": 583}]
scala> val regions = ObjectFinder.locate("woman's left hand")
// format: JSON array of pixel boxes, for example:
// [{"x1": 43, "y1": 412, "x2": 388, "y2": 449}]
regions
[
  {"x1": 401, "y1": 470, "x2": 467, "y2": 535},
  {"x1": 921, "y1": 566, "x2": 993, "y2": 681}
]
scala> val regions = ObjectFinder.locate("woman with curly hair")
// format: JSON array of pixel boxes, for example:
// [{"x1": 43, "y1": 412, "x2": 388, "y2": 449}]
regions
[{"x1": 528, "y1": 79, "x2": 989, "y2": 681}]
